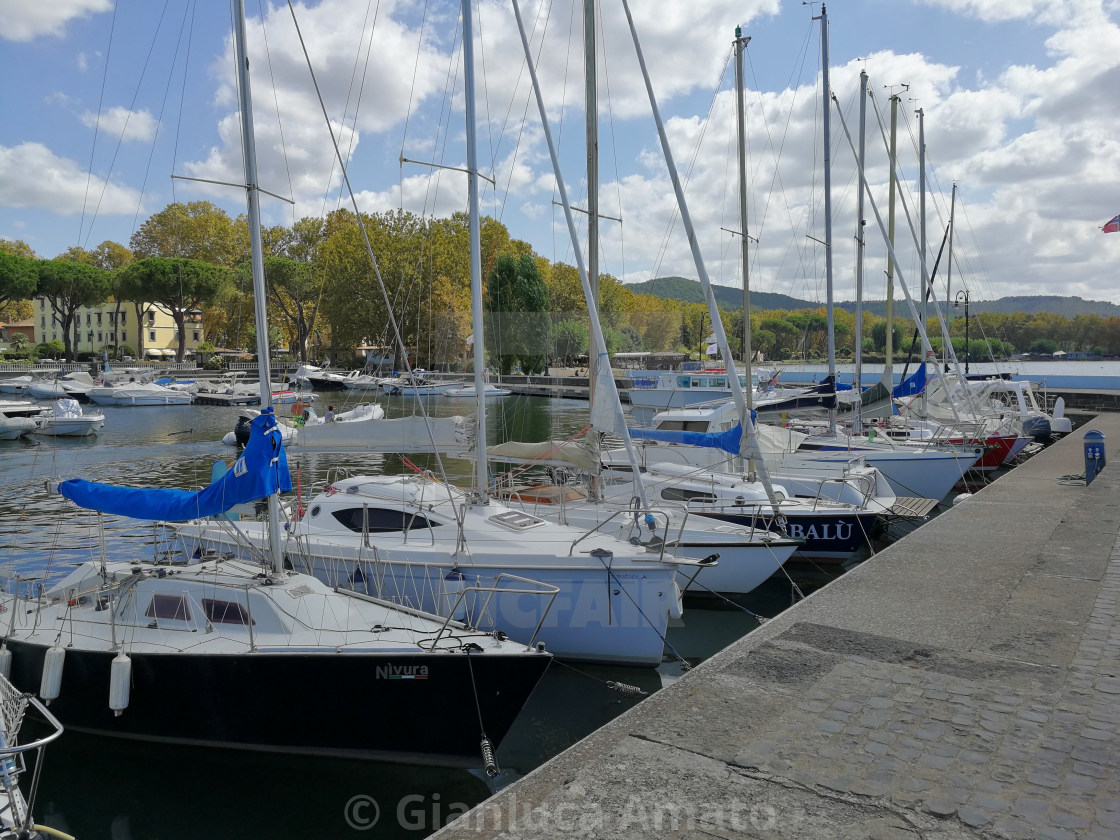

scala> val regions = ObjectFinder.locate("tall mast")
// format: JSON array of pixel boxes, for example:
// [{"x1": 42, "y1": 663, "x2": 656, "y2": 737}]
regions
[
  {"x1": 917, "y1": 106, "x2": 928, "y2": 412},
  {"x1": 885, "y1": 93, "x2": 899, "y2": 378},
  {"x1": 853, "y1": 70, "x2": 868, "y2": 428},
  {"x1": 815, "y1": 4, "x2": 836, "y2": 435},
  {"x1": 734, "y1": 25, "x2": 753, "y2": 407},
  {"x1": 511, "y1": 0, "x2": 653, "y2": 511},
  {"x1": 462, "y1": 0, "x2": 488, "y2": 501},
  {"x1": 584, "y1": 0, "x2": 599, "y2": 428},
  {"x1": 233, "y1": 0, "x2": 284, "y2": 573},
  {"x1": 620, "y1": 0, "x2": 779, "y2": 505},
  {"x1": 945, "y1": 182, "x2": 957, "y2": 369}
]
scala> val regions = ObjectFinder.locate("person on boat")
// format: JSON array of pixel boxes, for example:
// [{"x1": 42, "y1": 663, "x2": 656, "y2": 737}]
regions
[{"x1": 323, "y1": 404, "x2": 335, "y2": 422}]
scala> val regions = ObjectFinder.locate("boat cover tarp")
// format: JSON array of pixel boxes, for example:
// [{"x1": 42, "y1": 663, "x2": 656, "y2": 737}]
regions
[
  {"x1": 59, "y1": 407, "x2": 292, "y2": 520},
  {"x1": 628, "y1": 422, "x2": 744, "y2": 456},
  {"x1": 892, "y1": 365, "x2": 927, "y2": 398}
]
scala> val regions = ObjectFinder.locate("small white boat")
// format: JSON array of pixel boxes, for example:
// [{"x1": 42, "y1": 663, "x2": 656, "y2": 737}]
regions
[
  {"x1": 31, "y1": 398, "x2": 105, "y2": 436},
  {"x1": 27, "y1": 371, "x2": 96, "y2": 401},
  {"x1": 443, "y1": 383, "x2": 511, "y2": 398},
  {"x1": 0, "y1": 417, "x2": 37, "y2": 440},
  {"x1": 88, "y1": 380, "x2": 193, "y2": 406},
  {"x1": 0, "y1": 375, "x2": 33, "y2": 395}
]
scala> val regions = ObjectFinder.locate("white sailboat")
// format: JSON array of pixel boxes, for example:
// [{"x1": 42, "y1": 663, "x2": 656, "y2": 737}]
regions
[
  {"x1": 176, "y1": 0, "x2": 699, "y2": 668},
  {"x1": 0, "y1": 1, "x2": 550, "y2": 769},
  {"x1": 489, "y1": 3, "x2": 800, "y2": 594}
]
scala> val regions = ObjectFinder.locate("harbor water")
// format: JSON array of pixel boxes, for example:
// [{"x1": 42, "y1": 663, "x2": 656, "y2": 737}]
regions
[{"x1": 1, "y1": 394, "x2": 932, "y2": 838}]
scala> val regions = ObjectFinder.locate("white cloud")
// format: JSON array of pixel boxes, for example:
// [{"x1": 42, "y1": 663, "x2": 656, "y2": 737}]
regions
[
  {"x1": 0, "y1": 0, "x2": 111, "y2": 42},
  {"x1": 79, "y1": 107, "x2": 159, "y2": 144},
  {"x1": 0, "y1": 142, "x2": 142, "y2": 215}
]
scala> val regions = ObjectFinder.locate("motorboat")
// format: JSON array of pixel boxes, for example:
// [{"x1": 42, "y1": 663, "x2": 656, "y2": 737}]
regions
[
  {"x1": 31, "y1": 399, "x2": 105, "y2": 437},
  {"x1": 27, "y1": 371, "x2": 96, "y2": 402}
]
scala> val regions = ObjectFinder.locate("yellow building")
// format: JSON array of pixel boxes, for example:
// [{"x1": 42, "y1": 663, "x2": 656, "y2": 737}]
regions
[{"x1": 32, "y1": 298, "x2": 204, "y2": 359}]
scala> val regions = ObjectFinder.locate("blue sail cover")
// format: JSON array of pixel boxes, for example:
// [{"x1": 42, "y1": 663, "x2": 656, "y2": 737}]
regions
[
  {"x1": 59, "y1": 408, "x2": 293, "y2": 521},
  {"x1": 892, "y1": 365, "x2": 927, "y2": 398},
  {"x1": 629, "y1": 420, "x2": 753, "y2": 456}
]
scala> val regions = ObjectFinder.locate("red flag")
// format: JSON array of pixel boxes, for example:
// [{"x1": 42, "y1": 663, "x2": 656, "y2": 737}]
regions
[{"x1": 1105, "y1": 214, "x2": 1120, "y2": 234}]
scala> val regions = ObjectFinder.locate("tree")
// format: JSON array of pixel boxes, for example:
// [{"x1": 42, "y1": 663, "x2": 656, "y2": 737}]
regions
[
  {"x1": 0, "y1": 252, "x2": 38, "y2": 321},
  {"x1": 261, "y1": 256, "x2": 322, "y2": 361},
  {"x1": 37, "y1": 259, "x2": 112, "y2": 359},
  {"x1": 117, "y1": 257, "x2": 231, "y2": 361},
  {"x1": 551, "y1": 320, "x2": 589, "y2": 364},
  {"x1": 484, "y1": 253, "x2": 550, "y2": 375},
  {"x1": 130, "y1": 201, "x2": 244, "y2": 267}
]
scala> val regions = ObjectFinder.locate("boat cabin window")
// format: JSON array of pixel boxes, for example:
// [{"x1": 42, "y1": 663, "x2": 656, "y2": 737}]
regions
[
  {"x1": 145, "y1": 594, "x2": 191, "y2": 621},
  {"x1": 202, "y1": 598, "x2": 254, "y2": 625},
  {"x1": 660, "y1": 488, "x2": 718, "y2": 504},
  {"x1": 331, "y1": 507, "x2": 442, "y2": 533},
  {"x1": 655, "y1": 420, "x2": 710, "y2": 432}
]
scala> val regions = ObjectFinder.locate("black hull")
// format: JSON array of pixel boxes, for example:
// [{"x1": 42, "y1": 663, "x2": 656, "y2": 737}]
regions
[
  {"x1": 700, "y1": 510, "x2": 882, "y2": 561},
  {"x1": 6, "y1": 640, "x2": 550, "y2": 766},
  {"x1": 305, "y1": 376, "x2": 348, "y2": 391}
]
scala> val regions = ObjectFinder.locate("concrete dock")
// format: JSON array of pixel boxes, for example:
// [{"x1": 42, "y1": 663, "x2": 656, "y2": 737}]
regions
[{"x1": 432, "y1": 416, "x2": 1120, "y2": 839}]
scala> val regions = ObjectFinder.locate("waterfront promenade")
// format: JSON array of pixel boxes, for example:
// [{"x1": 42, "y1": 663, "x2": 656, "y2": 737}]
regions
[{"x1": 432, "y1": 416, "x2": 1120, "y2": 838}]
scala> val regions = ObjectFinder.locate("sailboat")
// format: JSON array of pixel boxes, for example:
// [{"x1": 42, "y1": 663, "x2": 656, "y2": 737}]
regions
[
  {"x1": 175, "y1": 0, "x2": 700, "y2": 668},
  {"x1": 484, "y1": 3, "x2": 800, "y2": 592},
  {"x1": 0, "y1": 1, "x2": 550, "y2": 768}
]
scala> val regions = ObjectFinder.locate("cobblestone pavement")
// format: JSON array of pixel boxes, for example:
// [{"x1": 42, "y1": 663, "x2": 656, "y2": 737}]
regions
[{"x1": 432, "y1": 419, "x2": 1120, "y2": 840}]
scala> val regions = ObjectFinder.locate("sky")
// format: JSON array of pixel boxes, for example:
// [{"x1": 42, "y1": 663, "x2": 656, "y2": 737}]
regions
[{"x1": 1, "y1": 0, "x2": 1118, "y2": 308}]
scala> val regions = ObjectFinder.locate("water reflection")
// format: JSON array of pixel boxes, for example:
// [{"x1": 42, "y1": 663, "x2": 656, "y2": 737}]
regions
[{"x1": 2, "y1": 397, "x2": 837, "y2": 839}]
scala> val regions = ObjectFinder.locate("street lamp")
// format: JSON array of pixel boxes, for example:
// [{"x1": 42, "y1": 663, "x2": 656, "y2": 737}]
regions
[{"x1": 954, "y1": 289, "x2": 970, "y2": 374}]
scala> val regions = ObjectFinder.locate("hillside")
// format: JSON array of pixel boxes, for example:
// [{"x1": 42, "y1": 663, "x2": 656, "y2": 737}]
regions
[{"x1": 625, "y1": 277, "x2": 1120, "y2": 318}]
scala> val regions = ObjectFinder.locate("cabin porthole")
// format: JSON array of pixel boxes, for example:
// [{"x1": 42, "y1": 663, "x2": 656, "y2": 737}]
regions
[{"x1": 310, "y1": 505, "x2": 321, "y2": 517}]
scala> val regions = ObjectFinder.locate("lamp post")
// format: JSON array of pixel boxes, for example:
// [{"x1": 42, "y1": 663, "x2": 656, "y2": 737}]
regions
[{"x1": 954, "y1": 289, "x2": 970, "y2": 374}]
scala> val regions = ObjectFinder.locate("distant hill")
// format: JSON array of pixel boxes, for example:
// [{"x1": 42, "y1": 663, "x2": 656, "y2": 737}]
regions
[{"x1": 626, "y1": 277, "x2": 1120, "y2": 318}]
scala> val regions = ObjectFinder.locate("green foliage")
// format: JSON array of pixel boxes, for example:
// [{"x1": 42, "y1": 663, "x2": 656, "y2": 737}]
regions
[
  {"x1": 37, "y1": 258, "x2": 112, "y2": 359},
  {"x1": 118, "y1": 257, "x2": 230, "y2": 360},
  {"x1": 129, "y1": 201, "x2": 244, "y2": 267},
  {"x1": 551, "y1": 320, "x2": 589, "y2": 364},
  {"x1": 1029, "y1": 338, "x2": 1059, "y2": 354},
  {"x1": 484, "y1": 252, "x2": 551, "y2": 375},
  {"x1": 118, "y1": 343, "x2": 136, "y2": 358}
]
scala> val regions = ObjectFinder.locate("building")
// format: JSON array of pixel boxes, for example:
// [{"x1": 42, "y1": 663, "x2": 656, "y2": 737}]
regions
[
  {"x1": 0, "y1": 319, "x2": 34, "y2": 345},
  {"x1": 31, "y1": 298, "x2": 204, "y2": 359}
]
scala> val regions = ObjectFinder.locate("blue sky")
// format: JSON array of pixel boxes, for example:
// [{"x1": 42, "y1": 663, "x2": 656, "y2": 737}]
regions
[{"x1": 2, "y1": 0, "x2": 1119, "y2": 306}]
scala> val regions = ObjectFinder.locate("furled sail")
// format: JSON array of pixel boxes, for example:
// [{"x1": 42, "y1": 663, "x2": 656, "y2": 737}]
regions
[{"x1": 57, "y1": 408, "x2": 292, "y2": 521}]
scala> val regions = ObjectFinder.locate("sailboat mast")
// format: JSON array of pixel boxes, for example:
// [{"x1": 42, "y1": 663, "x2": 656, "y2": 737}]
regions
[
  {"x1": 585, "y1": 0, "x2": 598, "y2": 330},
  {"x1": 917, "y1": 107, "x2": 930, "y2": 412},
  {"x1": 584, "y1": 0, "x2": 600, "y2": 440},
  {"x1": 885, "y1": 93, "x2": 899, "y2": 378},
  {"x1": 511, "y1": 0, "x2": 652, "y2": 510},
  {"x1": 945, "y1": 182, "x2": 957, "y2": 369},
  {"x1": 233, "y1": 0, "x2": 284, "y2": 572},
  {"x1": 734, "y1": 26, "x2": 753, "y2": 406},
  {"x1": 620, "y1": 0, "x2": 779, "y2": 504},
  {"x1": 462, "y1": 0, "x2": 489, "y2": 501},
  {"x1": 815, "y1": 4, "x2": 836, "y2": 435},
  {"x1": 853, "y1": 70, "x2": 868, "y2": 429}
]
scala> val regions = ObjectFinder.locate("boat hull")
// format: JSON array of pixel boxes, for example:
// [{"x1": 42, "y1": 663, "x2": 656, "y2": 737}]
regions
[
  {"x1": 5, "y1": 638, "x2": 549, "y2": 766},
  {"x1": 177, "y1": 528, "x2": 678, "y2": 667},
  {"x1": 695, "y1": 509, "x2": 883, "y2": 562}
]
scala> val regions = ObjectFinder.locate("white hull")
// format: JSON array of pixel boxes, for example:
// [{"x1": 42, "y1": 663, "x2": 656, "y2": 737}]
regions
[
  {"x1": 0, "y1": 417, "x2": 37, "y2": 439},
  {"x1": 175, "y1": 474, "x2": 694, "y2": 666},
  {"x1": 88, "y1": 387, "x2": 193, "y2": 406},
  {"x1": 33, "y1": 416, "x2": 104, "y2": 436}
]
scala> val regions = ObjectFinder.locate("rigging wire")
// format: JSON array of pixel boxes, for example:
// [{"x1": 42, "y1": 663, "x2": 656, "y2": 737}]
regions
[{"x1": 78, "y1": 0, "x2": 120, "y2": 249}]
